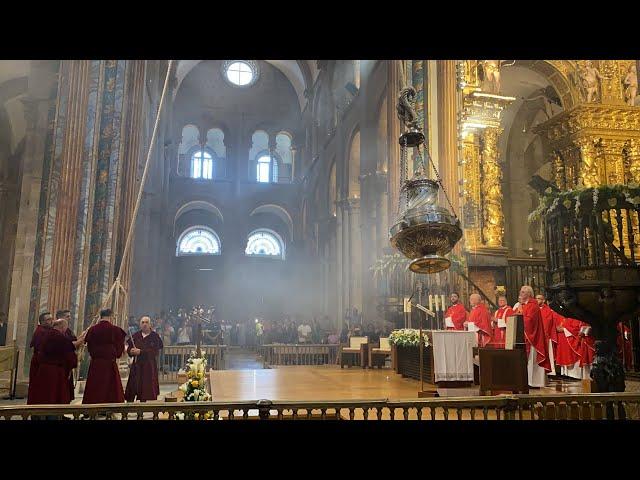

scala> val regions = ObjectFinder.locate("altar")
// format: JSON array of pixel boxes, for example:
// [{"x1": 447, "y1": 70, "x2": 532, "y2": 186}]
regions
[{"x1": 393, "y1": 330, "x2": 477, "y2": 387}]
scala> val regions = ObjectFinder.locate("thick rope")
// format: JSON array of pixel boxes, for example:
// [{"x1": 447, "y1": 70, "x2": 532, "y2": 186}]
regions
[{"x1": 76, "y1": 60, "x2": 173, "y2": 364}]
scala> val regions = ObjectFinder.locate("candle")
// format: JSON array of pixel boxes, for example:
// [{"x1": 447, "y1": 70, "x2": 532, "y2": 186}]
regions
[
  {"x1": 441, "y1": 295, "x2": 446, "y2": 311},
  {"x1": 434, "y1": 295, "x2": 439, "y2": 311},
  {"x1": 428, "y1": 295, "x2": 433, "y2": 311},
  {"x1": 12, "y1": 304, "x2": 18, "y2": 342}
]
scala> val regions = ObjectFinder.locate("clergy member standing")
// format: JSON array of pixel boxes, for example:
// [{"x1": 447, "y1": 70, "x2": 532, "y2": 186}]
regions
[
  {"x1": 516, "y1": 285, "x2": 550, "y2": 387},
  {"x1": 125, "y1": 316, "x2": 163, "y2": 402},
  {"x1": 26, "y1": 311, "x2": 53, "y2": 403},
  {"x1": 492, "y1": 295, "x2": 513, "y2": 347},
  {"x1": 554, "y1": 316, "x2": 583, "y2": 379},
  {"x1": 466, "y1": 293, "x2": 493, "y2": 347},
  {"x1": 444, "y1": 293, "x2": 468, "y2": 331},
  {"x1": 617, "y1": 322, "x2": 632, "y2": 370},
  {"x1": 56, "y1": 309, "x2": 85, "y2": 401},
  {"x1": 82, "y1": 308, "x2": 127, "y2": 404},
  {"x1": 27, "y1": 318, "x2": 78, "y2": 405},
  {"x1": 536, "y1": 293, "x2": 559, "y2": 376}
]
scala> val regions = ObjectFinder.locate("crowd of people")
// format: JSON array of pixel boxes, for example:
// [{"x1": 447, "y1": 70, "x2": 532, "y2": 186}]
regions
[{"x1": 443, "y1": 286, "x2": 633, "y2": 386}]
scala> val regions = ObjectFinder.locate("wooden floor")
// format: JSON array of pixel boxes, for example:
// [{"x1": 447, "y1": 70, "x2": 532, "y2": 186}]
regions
[{"x1": 209, "y1": 365, "x2": 596, "y2": 402}]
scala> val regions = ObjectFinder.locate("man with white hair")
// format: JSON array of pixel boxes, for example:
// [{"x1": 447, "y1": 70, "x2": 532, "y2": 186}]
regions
[
  {"x1": 516, "y1": 285, "x2": 550, "y2": 387},
  {"x1": 125, "y1": 315, "x2": 163, "y2": 402},
  {"x1": 466, "y1": 293, "x2": 493, "y2": 347}
]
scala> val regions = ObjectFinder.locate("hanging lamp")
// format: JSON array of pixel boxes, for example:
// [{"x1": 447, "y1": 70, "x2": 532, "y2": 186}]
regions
[{"x1": 389, "y1": 85, "x2": 462, "y2": 274}]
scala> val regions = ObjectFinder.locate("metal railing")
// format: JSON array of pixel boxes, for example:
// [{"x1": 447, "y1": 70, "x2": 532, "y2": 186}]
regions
[
  {"x1": 159, "y1": 345, "x2": 225, "y2": 383},
  {"x1": 260, "y1": 344, "x2": 340, "y2": 366},
  {"x1": 2, "y1": 392, "x2": 639, "y2": 420}
]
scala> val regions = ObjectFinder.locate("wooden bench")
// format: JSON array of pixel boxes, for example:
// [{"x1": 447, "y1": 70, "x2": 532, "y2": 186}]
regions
[{"x1": 340, "y1": 336, "x2": 369, "y2": 368}]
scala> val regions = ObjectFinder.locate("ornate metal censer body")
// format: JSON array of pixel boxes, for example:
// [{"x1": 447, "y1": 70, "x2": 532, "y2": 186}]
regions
[{"x1": 389, "y1": 86, "x2": 462, "y2": 274}]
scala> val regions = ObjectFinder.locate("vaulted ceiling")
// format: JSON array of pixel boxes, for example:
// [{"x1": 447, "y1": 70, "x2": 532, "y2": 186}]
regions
[{"x1": 175, "y1": 60, "x2": 318, "y2": 111}]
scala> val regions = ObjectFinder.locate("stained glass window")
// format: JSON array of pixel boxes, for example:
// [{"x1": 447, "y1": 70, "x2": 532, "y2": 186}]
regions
[
  {"x1": 245, "y1": 230, "x2": 284, "y2": 259},
  {"x1": 177, "y1": 227, "x2": 221, "y2": 256},
  {"x1": 191, "y1": 150, "x2": 213, "y2": 179}
]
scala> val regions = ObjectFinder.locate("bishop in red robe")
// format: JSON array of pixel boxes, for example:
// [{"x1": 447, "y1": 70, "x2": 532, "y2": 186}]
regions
[
  {"x1": 444, "y1": 293, "x2": 468, "y2": 331},
  {"x1": 517, "y1": 286, "x2": 550, "y2": 387},
  {"x1": 27, "y1": 318, "x2": 78, "y2": 405},
  {"x1": 26, "y1": 311, "x2": 53, "y2": 404},
  {"x1": 125, "y1": 316, "x2": 163, "y2": 402},
  {"x1": 467, "y1": 294, "x2": 493, "y2": 347},
  {"x1": 82, "y1": 309, "x2": 127, "y2": 404},
  {"x1": 491, "y1": 295, "x2": 513, "y2": 347},
  {"x1": 536, "y1": 294, "x2": 559, "y2": 374}
]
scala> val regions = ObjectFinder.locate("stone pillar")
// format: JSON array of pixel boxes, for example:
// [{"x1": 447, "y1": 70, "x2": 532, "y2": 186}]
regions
[
  {"x1": 347, "y1": 197, "x2": 362, "y2": 312},
  {"x1": 48, "y1": 61, "x2": 91, "y2": 313},
  {"x1": 7, "y1": 63, "x2": 59, "y2": 377},
  {"x1": 335, "y1": 203, "x2": 344, "y2": 326},
  {"x1": 387, "y1": 61, "x2": 401, "y2": 227}
]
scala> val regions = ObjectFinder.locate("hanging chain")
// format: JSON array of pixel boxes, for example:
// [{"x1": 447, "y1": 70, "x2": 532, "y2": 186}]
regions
[{"x1": 422, "y1": 139, "x2": 459, "y2": 220}]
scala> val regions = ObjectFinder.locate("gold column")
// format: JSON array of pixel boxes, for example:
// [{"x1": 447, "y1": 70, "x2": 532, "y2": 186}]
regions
[
  {"x1": 49, "y1": 60, "x2": 91, "y2": 312},
  {"x1": 623, "y1": 139, "x2": 640, "y2": 183},
  {"x1": 481, "y1": 127, "x2": 504, "y2": 247}
]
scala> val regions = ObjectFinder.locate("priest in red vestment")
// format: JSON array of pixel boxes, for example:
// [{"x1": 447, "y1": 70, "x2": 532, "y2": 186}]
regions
[
  {"x1": 27, "y1": 318, "x2": 78, "y2": 405},
  {"x1": 125, "y1": 316, "x2": 163, "y2": 402},
  {"x1": 554, "y1": 316, "x2": 584, "y2": 379},
  {"x1": 26, "y1": 311, "x2": 53, "y2": 403},
  {"x1": 536, "y1": 293, "x2": 559, "y2": 375},
  {"x1": 577, "y1": 321, "x2": 595, "y2": 373},
  {"x1": 444, "y1": 292, "x2": 468, "y2": 331},
  {"x1": 466, "y1": 293, "x2": 493, "y2": 347},
  {"x1": 617, "y1": 322, "x2": 632, "y2": 370},
  {"x1": 491, "y1": 295, "x2": 513, "y2": 347},
  {"x1": 82, "y1": 308, "x2": 127, "y2": 404},
  {"x1": 516, "y1": 286, "x2": 550, "y2": 387}
]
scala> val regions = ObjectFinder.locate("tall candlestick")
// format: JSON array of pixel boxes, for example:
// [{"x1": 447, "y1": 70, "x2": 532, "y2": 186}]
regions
[
  {"x1": 434, "y1": 295, "x2": 439, "y2": 311},
  {"x1": 441, "y1": 295, "x2": 446, "y2": 312},
  {"x1": 428, "y1": 295, "x2": 433, "y2": 312}
]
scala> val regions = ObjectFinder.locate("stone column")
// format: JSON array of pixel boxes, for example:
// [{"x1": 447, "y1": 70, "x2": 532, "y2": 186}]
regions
[
  {"x1": 387, "y1": 61, "x2": 401, "y2": 227},
  {"x1": 48, "y1": 60, "x2": 91, "y2": 313},
  {"x1": 335, "y1": 202, "x2": 344, "y2": 325},
  {"x1": 7, "y1": 80, "x2": 59, "y2": 378},
  {"x1": 347, "y1": 197, "x2": 362, "y2": 312}
]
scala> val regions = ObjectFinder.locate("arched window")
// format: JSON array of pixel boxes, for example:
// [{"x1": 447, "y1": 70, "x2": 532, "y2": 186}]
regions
[
  {"x1": 257, "y1": 155, "x2": 272, "y2": 183},
  {"x1": 191, "y1": 150, "x2": 213, "y2": 179},
  {"x1": 275, "y1": 132, "x2": 292, "y2": 183},
  {"x1": 176, "y1": 226, "x2": 221, "y2": 256},
  {"x1": 245, "y1": 229, "x2": 285, "y2": 259}
]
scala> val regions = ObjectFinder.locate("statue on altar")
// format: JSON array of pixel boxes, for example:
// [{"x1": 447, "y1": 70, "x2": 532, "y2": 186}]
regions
[
  {"x1": 481, "y1": 60, "x2": 502, "y2": 94},
  {"x1": 577, "y1": 61, "x2": 603, "y2": 103}
]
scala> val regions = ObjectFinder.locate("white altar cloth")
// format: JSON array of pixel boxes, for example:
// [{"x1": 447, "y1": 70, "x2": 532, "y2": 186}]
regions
[{"x1": 430, "y1": 330, "x2": 477, "y2": 382}]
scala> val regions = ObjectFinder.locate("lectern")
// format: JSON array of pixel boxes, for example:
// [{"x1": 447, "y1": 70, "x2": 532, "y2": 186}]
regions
[{"x1": 479, "y1": 314, "x2": 529, "y2": 395}]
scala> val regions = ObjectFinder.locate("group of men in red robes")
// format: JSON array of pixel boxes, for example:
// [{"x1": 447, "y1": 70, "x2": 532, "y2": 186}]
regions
[
  {"x1": 442, "y1": 286, "x2": 635, "y2": 387},
  {"x1": 27, "y1": 308, "x2": 163, "y2": 407}
]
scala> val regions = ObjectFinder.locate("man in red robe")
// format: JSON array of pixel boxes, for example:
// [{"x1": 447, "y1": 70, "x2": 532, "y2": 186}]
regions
[
  {"x1": 554, "y1": 316, "x2": 583, "y2": 379},
  {"x1": 56, "y1": 309, "x2": 85, "y2": 401},
  {"x1": 516, "y1": 285, "x2": 550, "y2": 387},
  {"x1": 82, "y1": 308, "x2": 127, "y2": 404},
  {"x1": 27, "y1": 311, "x2": 53, "y2": 404},
  {"x1": 27, "y1": 318, "x2": 78, "y2": 405},
  {"x1": 466, "y1": 293, "x2": 493, "y2": 347},
  {"x1": 577, "y1": 321, "x2": 595, "y2": 376},
  {"x1": 125, "y1": 316, "x2": 163, "y2": 402},
  {"x1": 491, "y1": 295, "x2": 513, "y2": 348},
  {"x1": 536, "y1": 293, "x2": 559, "y2": 376},
  {"x1": 444, "y1": 292, "x2": 468, "y2": 331},
  {"x1": 617, "y1": 322, "x2": 632, "y2": 370}
]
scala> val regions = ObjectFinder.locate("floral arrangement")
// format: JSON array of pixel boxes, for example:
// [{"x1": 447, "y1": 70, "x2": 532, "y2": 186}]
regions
[
  {"x1": 388, "y1": 329, "x2": 430, "y2": 348},
  {"x1": 177, "y1": 353, "x2": 213, "y2": 419},
  {"x1": 528, "y1": 183, "x2": 640, "y2": 224}
]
